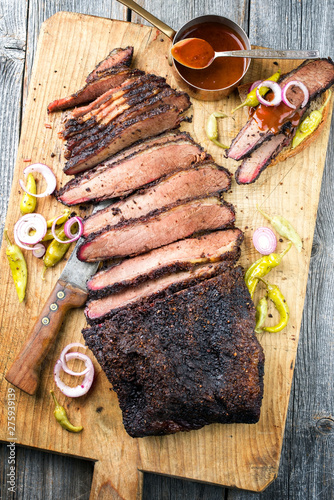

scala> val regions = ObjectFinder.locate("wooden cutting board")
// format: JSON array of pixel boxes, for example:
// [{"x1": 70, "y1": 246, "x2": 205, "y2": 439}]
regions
[{"x1": 0, "y1": 11, "x2": 333, "y2": 499}]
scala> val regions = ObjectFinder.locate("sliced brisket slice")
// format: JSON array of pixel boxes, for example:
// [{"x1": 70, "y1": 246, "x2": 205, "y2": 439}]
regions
[
  {"x1": 66, "y1": 75, "x2": 142, "y2": 121},
  {"x1": 82, "y1": 265, "x2": 264, "y2": 437},
  {"x1": 63, "y1": 104, "x2": 185, "y2": 175},
  {"x1": 66, "y1": 88, "x2": 191, "y2": 160},
  {"x1": 87, "y1": 228, "x2": 243, "y2": 297},
  {"x1": 64, "y1": 82, "x2": 172, "y2": 157},
  {"x1": 77, "y1": 197, "x2": 235, "y2": 262},
  {"x1": 47, "y1": 67, "x2": 142, "y2": 113},
  {"x1": 62, "y1": 74, "x2": 167, "y2": 139},
  {"x1": 57, "y1": 132, "x2": 208, "y2": 205},
  {"x1": 235, "y1": 131, "x2": 295, "y2": 184},
  {"x1": 85, "y1": 47, "x2": 133, "y2": 84},
  {"x1": 85, "y1": 261, "x2": 232, "y2": 323},
  {"x1": 227, "y1": 58, "x2": 334, "y2": 161},
  {"x1": 82, "y1": 162, "x2": 232, "y2": 237}
]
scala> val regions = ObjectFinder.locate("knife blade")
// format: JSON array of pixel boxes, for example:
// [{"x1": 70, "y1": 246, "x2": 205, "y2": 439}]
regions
[{"x1": 5, "y1": 201, "x2": 111, "y2": 395}]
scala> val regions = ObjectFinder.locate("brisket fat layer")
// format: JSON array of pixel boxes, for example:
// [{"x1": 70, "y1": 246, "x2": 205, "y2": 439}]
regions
[
  {"x1": 87, "y1": 228, "x2": 243, "y2": 298},
  {"x1": 77, "y1": 197, "x2": 236, "y2": 262},
  {"x1": 57, "y1": 132, "x2": 208, "y2": 205},
  {"x1": 82, "y1": 161, "x2": 232, "y2": 237},
  {"x1": 227, "y1": 58, "x2": 334, "y2": 161},
  {"x1": 82, "y1": 265, "x2": 265, "y2": 437},
  {"x1": 85, "y1": 46, "x2": 134, "y2": 84},
  {"x1": 63, "y1": 104, "x2": 185, "y2": 175}
]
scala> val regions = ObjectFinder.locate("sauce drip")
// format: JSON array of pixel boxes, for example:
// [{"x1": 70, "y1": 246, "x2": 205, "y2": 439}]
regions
[
  {"x1": 253, "y1": 93, "x2": 304, "y2": 133},
  {"x1": 171, "y1": 38, "x2": 215, "y2": 69},
  {"x1": 174, "y1": 22, "x2": 247, "y2": 91}
]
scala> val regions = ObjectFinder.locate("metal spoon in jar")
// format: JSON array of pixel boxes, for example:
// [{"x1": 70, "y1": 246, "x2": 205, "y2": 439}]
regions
[{"x1": 171, "y1": 38, "x2": 319, "y2": 69}]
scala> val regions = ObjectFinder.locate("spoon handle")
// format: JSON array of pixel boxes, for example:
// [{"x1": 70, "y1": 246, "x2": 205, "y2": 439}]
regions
[{"x1": 216, "y1": 49, "x2": 319, "y2": 59}]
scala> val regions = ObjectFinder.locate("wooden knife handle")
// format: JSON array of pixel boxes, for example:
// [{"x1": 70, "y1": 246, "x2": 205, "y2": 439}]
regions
[{"x1": 5, "y1": 279, "x2": 88, "y2": 395}]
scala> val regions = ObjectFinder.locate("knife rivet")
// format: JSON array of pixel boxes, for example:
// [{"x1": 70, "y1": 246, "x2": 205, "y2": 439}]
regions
[
  {"x1": 57, "y1": 291, "x2": 65, "y2": 300},
  {"x1": 50, "y1": 303, "x2": 58, "y2": 311},
  {"x1": 42, "y1": 317, "x2": 50, "y2": 325}
]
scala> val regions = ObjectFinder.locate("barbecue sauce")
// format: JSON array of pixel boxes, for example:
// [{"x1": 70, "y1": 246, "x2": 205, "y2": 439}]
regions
[
  {"x1": 252, "y1": 93, "x2": 304, "y2": 133},
  {"x1": 171, "y1": 38, "x2": 215, "y2": 69},
  {"x1": 174, "y1": 22, "x2": 247, "y2": 90}
]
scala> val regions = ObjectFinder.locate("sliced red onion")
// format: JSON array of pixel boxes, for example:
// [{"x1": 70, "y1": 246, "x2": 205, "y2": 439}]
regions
[
  {"x1": 51, "y1": 215, "x2": 83, "y2": 244},
  {"x1": 249, "y1": 80, "x2": 262, "y2": 93},
  {"x1": 14, "y1": 214, "x2": 47, "y2": 250},
  {"x1": 281, "y1": 80, "x2": 309, "y2": 109},
  {"x1": 19, "y1": 163, "x2": 57, "y2": 198},
  {"x1": 253, "y1": 227, "x2": 277, "y2": 255},
  {"x1": 59, "y1": 343, "x2": 90, "y2": 377},
  {"x1": 33, "y1": 243, "x2": 46, "y2": 258},
  {"x1": 64, "y1": 217, "x2": 83, "y2": 241},
  {"x1": 256, "y1": 80, "x2": 282, "y2": 107},
  {"x1": 54, "y1": 354, "x2": 94, "y2": 398}
]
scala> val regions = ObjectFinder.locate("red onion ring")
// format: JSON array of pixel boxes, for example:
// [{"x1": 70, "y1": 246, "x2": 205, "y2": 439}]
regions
[
  {"x1": 51, "y1": 215, "x2": 83, "y2": 244},
  {"x1": 248, "y1": 80, "x2": 262, "y2": 93},
  {"x1": 64, "y1": 217, "x2": 83, "y2": 241},
  {"x1": 59, "y1": 343, "x2": 90, "y2": 377},
  {"x1": 14, "y1": 214, "x2": 47, "y2": 250},
  {"x1": 54, "y1": 354, "x2": 94, "y2": 398},
  {"x1": 256, "y1": 80, "x2": 282, "y2": 107},
  {"x1": 281, "y1": 80, "x2": 309, "y2": 109},
  {"x1": 19, "y1": 163, "x2": 57, "y2": 198},
  {"x1": 253, "y1": 227, "x2": 277, "y2": 255},
  {"x1": 32, "y1": 243, "x2": 46, "y2": 258}
]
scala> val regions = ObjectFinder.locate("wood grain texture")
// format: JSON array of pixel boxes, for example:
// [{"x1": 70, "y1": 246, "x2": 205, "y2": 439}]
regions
[{"x1": 0, "y1": 1, "x2": 334, "y2": 499}]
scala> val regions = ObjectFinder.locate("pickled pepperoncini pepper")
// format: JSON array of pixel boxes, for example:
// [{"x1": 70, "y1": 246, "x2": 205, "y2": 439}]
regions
[
  {"x1": 50, "y1": 390, "x2": 83, "y2": 433},
  {"x1": 4, "y1": 229, "x2": 27, "y2": 303},
  {"x1": 292, "y1": 89, "x2": 332, "y2": 149},
  {"x1": 258, "y1": 279, "x2": 289, "y2": 333},
  {"x1": 232, "y1": 69, "x2": 281, "y2": 113},
  {"x1": 42, "y1": 225, "x2": 71, "y2": 278},
  {"x1": 255, "y1": 297, "x2": 268, "y2": 333},
  {"x1": 244, "y1": 241, "x2": 292, "y2": 298},
  {"x1": 20, "y1": 173, "x2": 37, "y2": 214},
  {"x1": 46, "y1": 209, "x2": 71, "y2": 229},
  {"x1": 257, "y1": 206, "x2": 302, "y2": 252},
  {"x1": 206, "y1": 112, "x2": 228, "y2": 149}
]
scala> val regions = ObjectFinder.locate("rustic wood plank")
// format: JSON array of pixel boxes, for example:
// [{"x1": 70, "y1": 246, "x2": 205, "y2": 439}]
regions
[
  {"x1": 23, "y1": 0, "x2": 127, "y2": 104},
  {"x1": 227, "y1": 1, "x2": 334, "y2": 499},
  {"x1": 0, "y1": 0, "x2": 27, "y2": 241}
]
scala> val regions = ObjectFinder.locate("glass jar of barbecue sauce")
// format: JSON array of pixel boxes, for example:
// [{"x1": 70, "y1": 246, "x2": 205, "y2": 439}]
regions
[{"x1": 172, "y1": 15, "x2": 251, "y2": 100}]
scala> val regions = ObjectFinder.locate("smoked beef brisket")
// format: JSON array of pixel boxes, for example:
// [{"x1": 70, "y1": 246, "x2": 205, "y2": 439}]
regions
[
  {"x1": 86, "y1": 229, "x2": 243, "y2": 297},
  {"x1": 82, "y1": 265, "x2": 265, "y2": 437},
  {"x1": 227, "y1": 58, "x2": 334, "y2": 162},
  {"x1": 57, "y1": 131, "x2": 208, "y2": 205},
  {"x1": 81, "y1": 162, "x2": 232, "y2": 236},
  {"x1": 77, "y1": 197, "x2": 235, "y2": 262},
  {"x1": 85, "y1": 46, "x2": 133, "y2": 84}
]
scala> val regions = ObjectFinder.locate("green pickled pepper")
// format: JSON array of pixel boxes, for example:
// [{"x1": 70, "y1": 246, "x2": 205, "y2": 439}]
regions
[
  {"x1": 20, "y1": 173, "x2": 37, "y2": 214},
  {"x1": 205, "y1": 112, "x2": 228, "y2": 149},
  {"x1": 232, "y1": 69, "x2": 281, "y2": 113},
  {"x1": 4, "y1": 230, "x2": 28, "y2": 303},
  {"x1": 42, "y1": 225, "x2": 71, "y2": 278},
  {"x1": 292, "y1": 89, "x2": 332, "y2": 149}
]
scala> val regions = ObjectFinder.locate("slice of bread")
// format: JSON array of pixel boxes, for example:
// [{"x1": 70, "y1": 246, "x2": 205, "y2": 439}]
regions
[{"x1": 237, "y1": 82, "x2": 332, "y2": 167}]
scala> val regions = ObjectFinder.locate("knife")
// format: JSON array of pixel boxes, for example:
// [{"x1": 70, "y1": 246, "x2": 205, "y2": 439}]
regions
[{"x1": 5, "y1": 202, "x2": 110, "y2": 395}]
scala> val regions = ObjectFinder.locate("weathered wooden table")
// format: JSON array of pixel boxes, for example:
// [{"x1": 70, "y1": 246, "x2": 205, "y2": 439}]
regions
[{"x1": 1, "y1": 1, "x2": 333, "y2": 499}]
